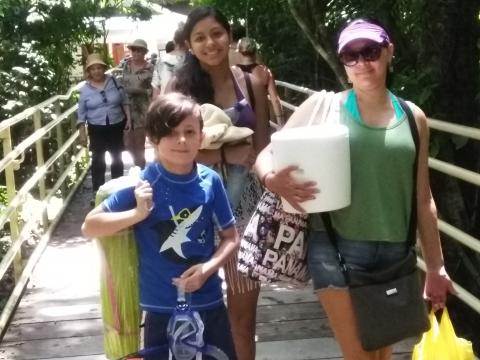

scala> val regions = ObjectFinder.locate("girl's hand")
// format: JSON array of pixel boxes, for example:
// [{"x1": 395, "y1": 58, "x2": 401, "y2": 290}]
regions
[
  {"x1": 134, "y1": 180, "x2": 153, "y2": 220},
  {"x1": 424, "y1": 266, "x2": 456, "y2": 311},
  {"x1": 265, "y1": 165, "x2": 318, "y2": 212},
  {"x1": 172, "y1": 264, "x2": 208, "y2": 293},
  {"x1": 224, "y1": 143, "x2": 256, "y2": 168}
]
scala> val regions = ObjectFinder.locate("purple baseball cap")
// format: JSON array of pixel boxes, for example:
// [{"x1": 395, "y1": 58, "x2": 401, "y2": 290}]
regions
[{"x1": 337, "y1": 19, "x2": 390, "y2": 54}]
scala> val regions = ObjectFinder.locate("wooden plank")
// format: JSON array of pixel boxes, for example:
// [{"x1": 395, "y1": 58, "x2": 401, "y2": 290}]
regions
[
  {"x1": 0, "y1": 335, "x2": 104, "y2": 360},
  {"x1": 7, "y1": 302, "x2": 323, "y2": 343},
  {"x1": 256, "y1": 337, "x2": 416, "y2": 360},
  {"x1": 257, "y1": 318, "x2": 333, "y2": 342},
  {"x1": 257, "y1": 302, "x2": 325, "y2": 323},
  {"x1": 18, "y1": 292, "x2": 100, "y2": 307},
  {"x1": 258, "y1": 287, "x2": 317, "y2": 305},
  {"x1": 256, "y1": 338, "x2": 341, "y2": 359},
  {"x1": 11, "y1": 302, "x2": 101, "y2": 324},
  {"x1": 3, "y1": 318, "x2": 103, "y2": 342},
  {"x1": 0, "y1": 334, "x2": 413, "y2": 360}
]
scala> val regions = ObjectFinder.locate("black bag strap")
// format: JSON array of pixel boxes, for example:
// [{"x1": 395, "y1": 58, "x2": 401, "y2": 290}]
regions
[
  {"x1": 320, "y1": 213, "x2": 349, "y2": 280},
  {"x1": 243, "y1": 71, "x2": 256, "y2": 111},
  {"x1": 110, "y1": 75, "x2": 129, "y2": 125},
  {"x1": 111, "y1": 76, "x2": 123, "y2": 91},
  {"x1": 321, "y1": 95, "x2": 420, "y2": 276},
  {"x1": 397, "y1": 97, "x2": 419, "y2": 248}
]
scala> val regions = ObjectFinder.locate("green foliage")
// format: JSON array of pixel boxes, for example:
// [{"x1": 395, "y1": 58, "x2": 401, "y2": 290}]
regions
[
  {"x1": 0, "y1": 186, "x2": 6, "y2": 206},
  {"x1": 0, "y1": 186, "x2": 8, "y2": 238},
  {"x1": 193, "y1": 0, "x2": 322, "y2": 88},
  {"x1": 194, "y1": 0, "x2": 478, "y2": 121},
  {"x1": 0, "y1": 43, "x2": 54, "y2": 116},
  {"x1": 0, "y1": 0, "x2": 153, "y2": 121},
  {"x1": 0, "y1": 185, "x2": 6, "y2": 223}
]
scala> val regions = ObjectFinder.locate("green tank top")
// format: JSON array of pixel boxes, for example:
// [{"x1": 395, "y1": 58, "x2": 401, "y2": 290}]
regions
[{"x1": 326, "y1": 90, "x2": 416, "y2": 242}]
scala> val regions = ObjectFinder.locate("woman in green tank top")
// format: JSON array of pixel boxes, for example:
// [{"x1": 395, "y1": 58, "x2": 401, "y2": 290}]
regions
[{"x1": 254, "y1": 18, "x2": 455, "y2": 360}]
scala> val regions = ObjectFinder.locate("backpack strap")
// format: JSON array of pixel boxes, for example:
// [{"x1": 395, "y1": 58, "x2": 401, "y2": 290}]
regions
[
  {"x1": 111, "y1": 75, "x2": 122, "y2": 91},
  {"x1": 110, "y1": 75, "x2": 128, "y2": 123},
  {"x1": 243, "y1": 72, "x2": 256, "y2": 111}
]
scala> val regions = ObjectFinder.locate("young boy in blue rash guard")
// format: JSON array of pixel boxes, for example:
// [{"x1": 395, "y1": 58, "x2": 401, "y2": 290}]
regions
[{"x1": 82, "y1": 92, "x2": 238, "y2": 359}]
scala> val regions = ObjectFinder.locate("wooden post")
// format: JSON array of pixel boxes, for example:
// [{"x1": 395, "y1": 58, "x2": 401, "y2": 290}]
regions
[
  {"x1": 0, "y1": 127, "x2": 22, "y2": 282},
  {"x1": 33, "y1": 110, "x2": 49, "y2": 231},
  {"x1": 55, "y1": 101, "x2": 66, "y2": 197}
]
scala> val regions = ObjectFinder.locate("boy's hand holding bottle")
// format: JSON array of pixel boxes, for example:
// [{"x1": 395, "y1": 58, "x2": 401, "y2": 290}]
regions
[
  {"x1": 134, "y1": 180, "x2": 153, "y2": 220},
  {"x1": 172, "y1": 263, "x2": 212, "y2": 293}
]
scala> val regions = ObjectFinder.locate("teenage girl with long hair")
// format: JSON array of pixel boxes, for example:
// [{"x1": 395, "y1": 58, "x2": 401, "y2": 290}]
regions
[{"x1": 166, "y1": 7, "x2": 270, "y2": 360}]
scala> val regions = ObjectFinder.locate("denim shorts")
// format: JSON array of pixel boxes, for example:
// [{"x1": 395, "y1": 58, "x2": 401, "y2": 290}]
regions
[
  {"x1": 224, "y1": 164, "x2": 249, "y2": 210},
  {"x1": 143, "y1": 303, "x2": 236, "y2": 360},
  {"x1": 307, "y1": 229, "x2": 409, "y2": 291}
]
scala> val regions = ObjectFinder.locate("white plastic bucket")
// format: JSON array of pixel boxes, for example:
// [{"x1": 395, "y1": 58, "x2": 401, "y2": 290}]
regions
[{"x1": 271, "y1": 124, "x2": 351, "y2": 213}]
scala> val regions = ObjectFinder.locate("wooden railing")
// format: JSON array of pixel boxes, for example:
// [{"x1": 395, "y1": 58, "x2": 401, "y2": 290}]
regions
[
  {"x1": 275, "y1": 80, "x2": 480, "y2": 315},
  {"x1": 0, "y1": 81, "x2": 89, "y2": 336},
  {"x1": 0, "y1": 77, "x2": 479, "y2": 339}
]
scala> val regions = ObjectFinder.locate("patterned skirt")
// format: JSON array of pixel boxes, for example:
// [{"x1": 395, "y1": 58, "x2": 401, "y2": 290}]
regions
[{"x1": 223, "y1": 171, "x2": 263, "y2": 294}]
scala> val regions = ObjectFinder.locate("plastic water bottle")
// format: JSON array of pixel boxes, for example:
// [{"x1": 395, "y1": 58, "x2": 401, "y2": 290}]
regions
[{"x1": 167, "y1": 287, "x2": 205, "y2": 360}]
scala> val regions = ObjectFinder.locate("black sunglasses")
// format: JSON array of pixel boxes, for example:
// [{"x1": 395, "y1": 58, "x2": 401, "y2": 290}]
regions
[
  {"x1": 339, "y1": 42, "x2": 387, "y2": 67},
  {"x1": 100, "y1": 90, "x2": 107, "y2": 103}
]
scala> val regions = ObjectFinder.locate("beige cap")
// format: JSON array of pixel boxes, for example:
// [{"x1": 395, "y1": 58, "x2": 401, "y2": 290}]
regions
[
  {"x1": 85, "y1": 53, "x2": 106, "y2": 69},
  {"x1": 127, "y1": 39, "x2": 148, "y2": 51}
]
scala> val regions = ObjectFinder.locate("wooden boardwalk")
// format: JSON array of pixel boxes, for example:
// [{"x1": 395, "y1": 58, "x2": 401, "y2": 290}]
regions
[{"x1": 0, "y1": 175, "x2": 415, "y2": 360}]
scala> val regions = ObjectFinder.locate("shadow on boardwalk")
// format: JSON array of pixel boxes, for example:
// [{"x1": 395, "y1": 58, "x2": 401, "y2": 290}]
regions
[{"x1": 0, "y1": 173, "x2": 414, "y2": 359}]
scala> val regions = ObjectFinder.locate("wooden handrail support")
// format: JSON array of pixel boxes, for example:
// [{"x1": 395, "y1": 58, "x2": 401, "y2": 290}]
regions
[
  {"x1": 0, "y1": 134, "x2": 84, "y2": 281},
  {"x1": 0, "y1": 154, "x2": 89, "y2": 336},
  {"x1": 0, "y1": 78, "x2": 89, "y2": 338}
]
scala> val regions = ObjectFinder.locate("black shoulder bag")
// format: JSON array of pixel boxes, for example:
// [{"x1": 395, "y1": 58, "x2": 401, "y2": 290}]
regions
[{"x1": 321, "y1": 98, "x2": 430, "y2": 351}]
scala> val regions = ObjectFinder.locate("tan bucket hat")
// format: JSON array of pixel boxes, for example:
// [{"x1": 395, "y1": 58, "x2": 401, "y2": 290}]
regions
[
  {"x1": 85, "y1": 53, "x2": 106, "y2": 69},
  {"x1": 200, "y1": 103, "x2": 253, "y2": 150},
  {"x1": 127, "y1": 39, "x2": 148, "y2": 51}
]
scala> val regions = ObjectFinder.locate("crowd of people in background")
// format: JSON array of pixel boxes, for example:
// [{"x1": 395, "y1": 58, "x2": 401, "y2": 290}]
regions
[
  {"x1": 80, "y1": 6, "x2": 454, "y2": 360},
  {"x1": 79, "y1": 19, "x2": 283, "y2": 200}
]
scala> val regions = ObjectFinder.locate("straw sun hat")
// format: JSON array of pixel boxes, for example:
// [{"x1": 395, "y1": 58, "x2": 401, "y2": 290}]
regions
[{"x1": 85, "y1": 53, "x2": 106, "y2": 70}]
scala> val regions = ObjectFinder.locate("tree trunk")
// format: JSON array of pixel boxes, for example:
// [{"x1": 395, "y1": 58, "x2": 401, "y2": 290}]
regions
[{"x1": 286, "y1": 0, "x2": 348, "y2": 89}]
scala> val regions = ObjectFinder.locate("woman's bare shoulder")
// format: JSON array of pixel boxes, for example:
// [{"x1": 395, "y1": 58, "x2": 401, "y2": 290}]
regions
[
  {"x1": 251, "y1": 65, "x2": 270, "y2": 85},
  {"x1": 232, "y1": 66, "x2": 264, "y2": 97}
]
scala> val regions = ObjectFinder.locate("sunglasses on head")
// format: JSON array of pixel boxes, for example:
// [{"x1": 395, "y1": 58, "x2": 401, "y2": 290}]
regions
[{"x1": 339, "y1": 42, "x2": 387, "y2": 67}]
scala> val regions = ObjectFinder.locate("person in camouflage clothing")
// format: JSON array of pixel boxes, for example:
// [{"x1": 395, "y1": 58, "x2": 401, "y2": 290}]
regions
[{"x1": 121, "y1": 39, "x2": 154, "y2": 168}]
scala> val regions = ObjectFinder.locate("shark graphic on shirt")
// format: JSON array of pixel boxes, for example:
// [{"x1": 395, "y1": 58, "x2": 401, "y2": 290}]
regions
[{"x1": 159, "y1": 205, "x2": 203, "y2": 259}]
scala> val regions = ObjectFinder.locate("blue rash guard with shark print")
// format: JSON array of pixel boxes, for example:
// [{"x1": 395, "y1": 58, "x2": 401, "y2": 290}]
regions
[{"x1": 103, "y1": 162, "x2": 235, "y2": 313}]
